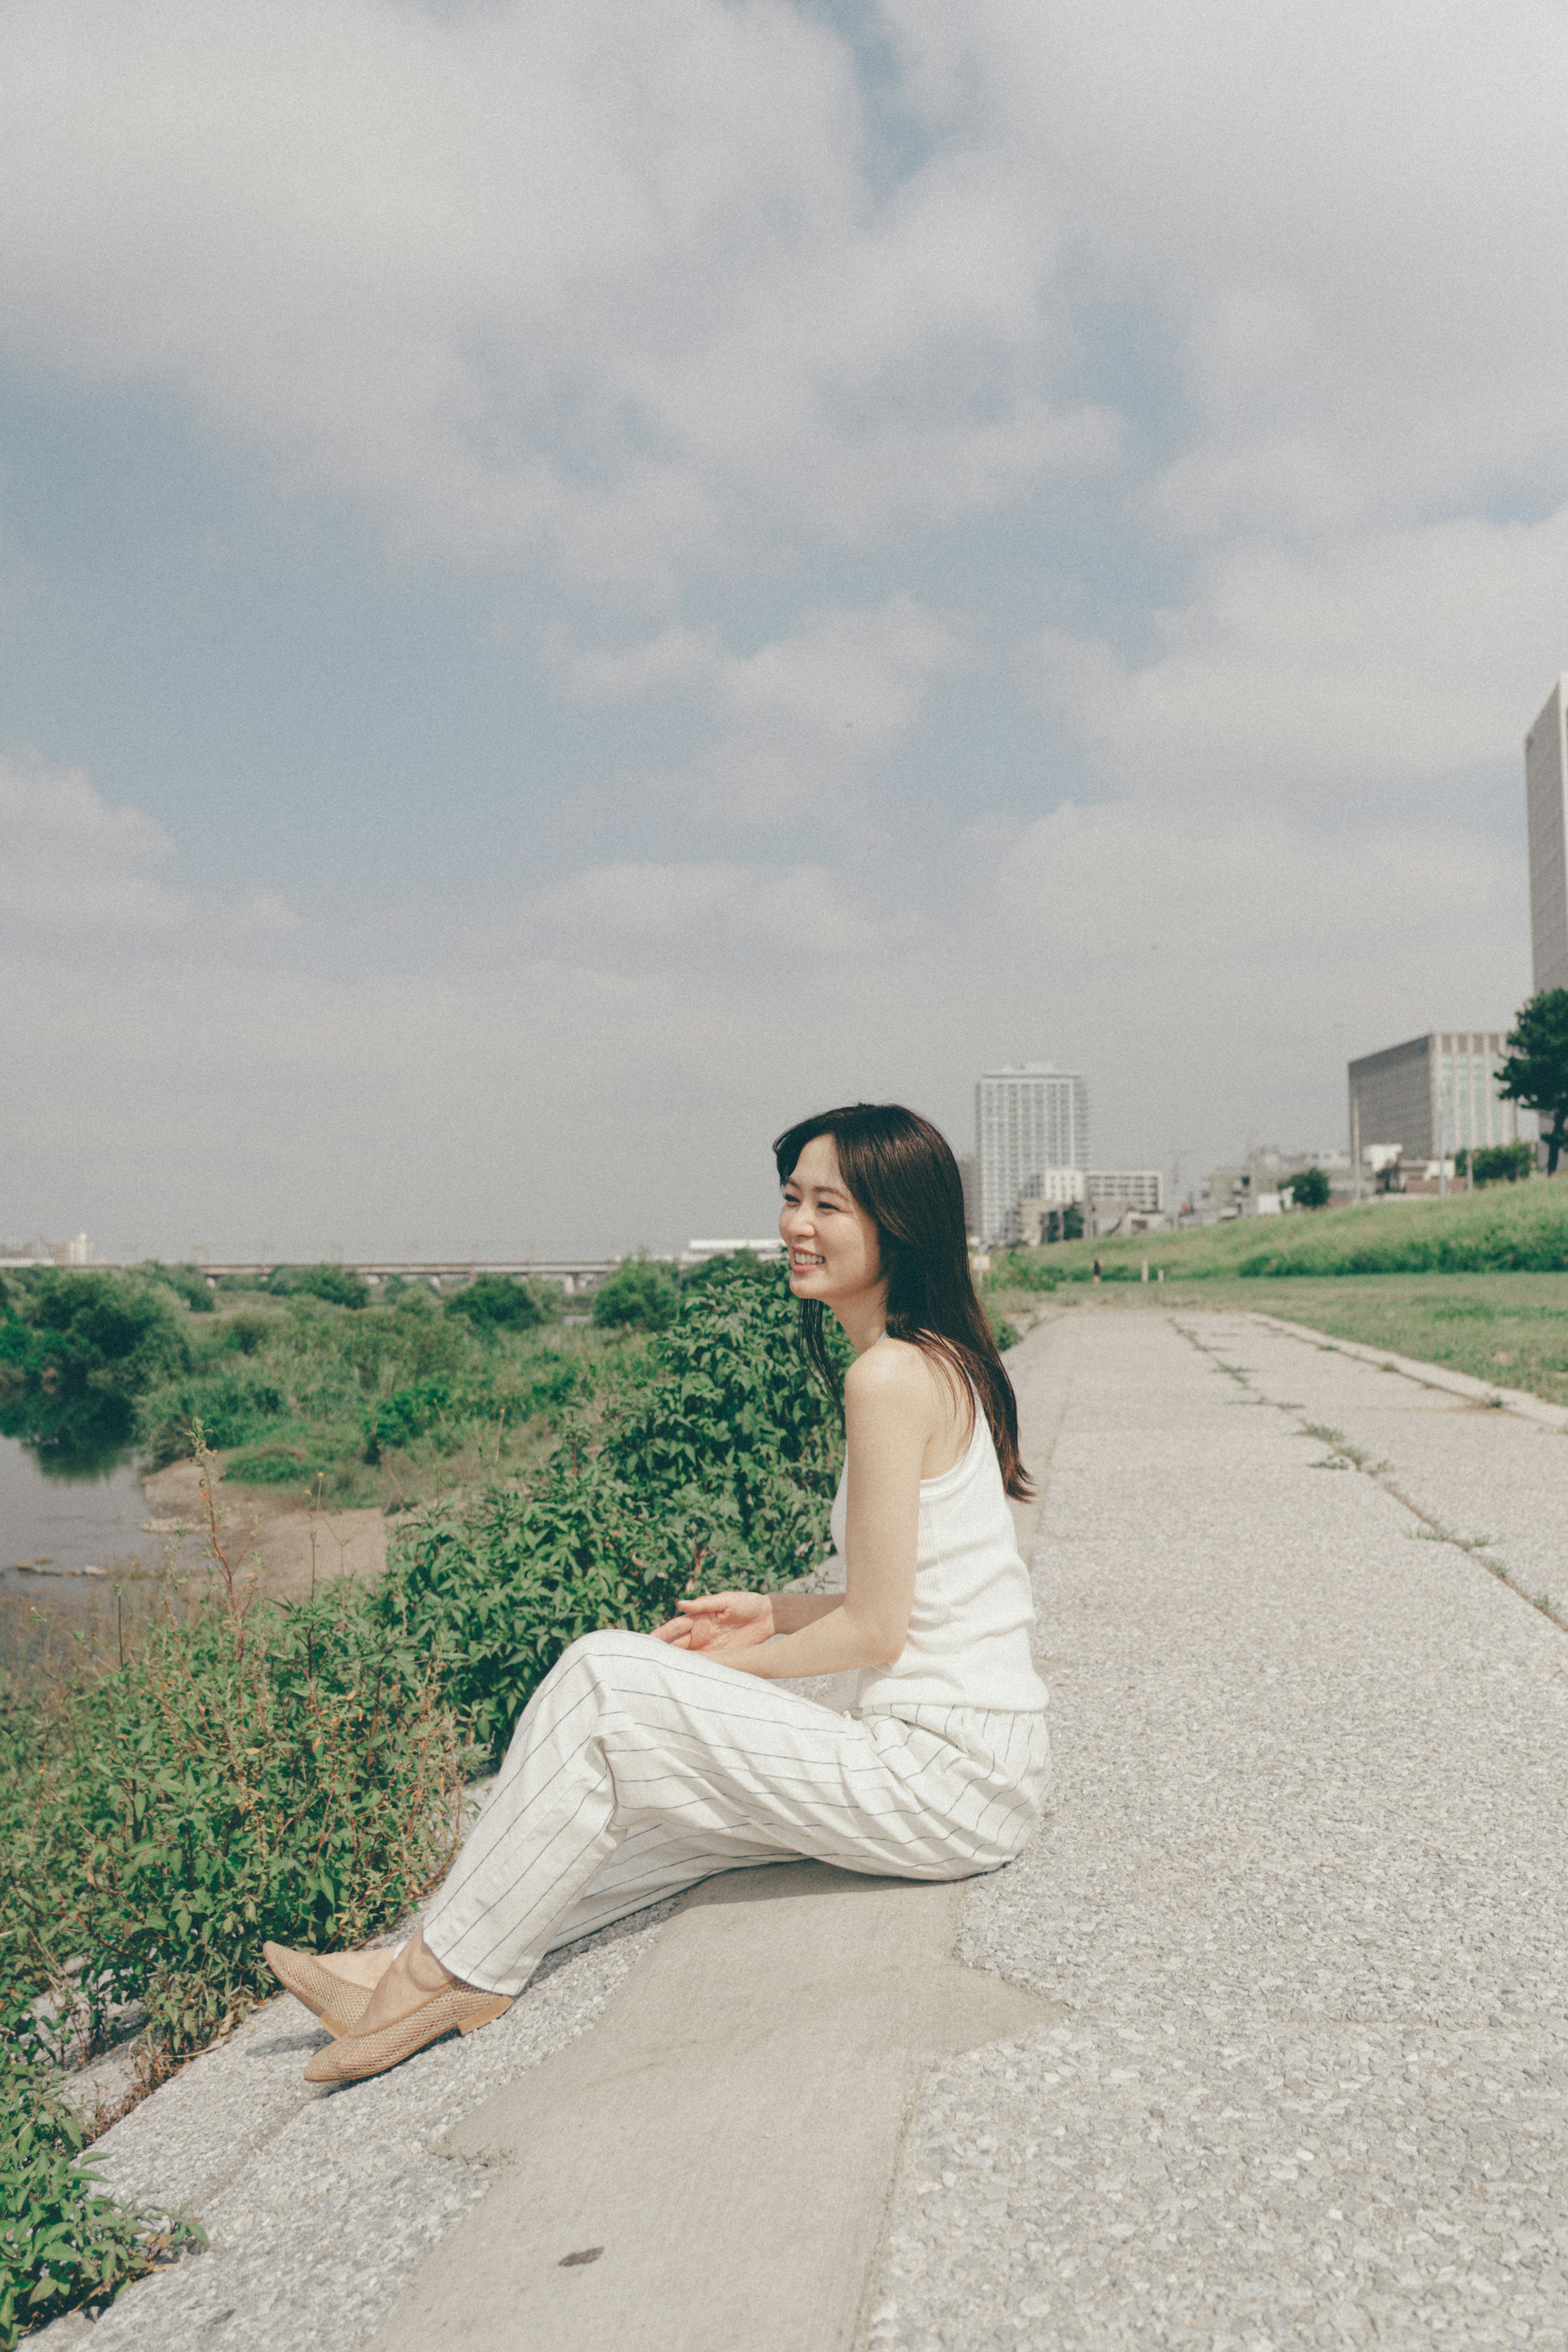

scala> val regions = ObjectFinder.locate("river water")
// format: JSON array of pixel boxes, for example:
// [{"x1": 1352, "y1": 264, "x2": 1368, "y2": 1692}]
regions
[{"x1": 0, "y1": 1434, "x2": 154, "y2": 1604}]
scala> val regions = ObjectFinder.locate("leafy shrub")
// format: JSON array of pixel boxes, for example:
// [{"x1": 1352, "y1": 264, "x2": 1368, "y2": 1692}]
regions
[
  {"x1": 0, "y1": 1272, "x2": 191, "y2": 1471},
  {"x1": 0, "y1": 2003, "x2": 203, "y2": 2350},
  {"x1": 377, "y1": 1258, "x2": 845, "y2": 1762},
  {"x1": 985, "y1": 1305, "x2": 1021, "y2": 1350},
  {"x1": 1284, "y1": 1166, "x2": 1332, "y2": 1209},
  {"x1": 138, "y1": 1362, "x2": 290, "y2": 1467},
  {"x1": 137, "y1": 1262, "x2": 216, "y2": 1314},
  {"x1": 218, "y1": 1312, "x2": 275, "y2": 1356},
  {"x1": 264, "y1": 1264, "x2": 371, "y2": 1310},
  {"x1": 2, "y1": 1592, "x2": 466, "y2": 2068},
  {"x1": 591, "y1": 1256, "x2": 680, "y2": 1334},
  {"x1": 985, "y1": 1251, "x2": 1059, "y2": 1293},
  {"x1": 445, "y1": 1275, "x2": 564, "y2": 1333},
  {"x1": 1467, "y1": 1141, "x2": 1536, "y2": 1186},
  {"x1": 367, "y1": 1376, "x2": 474, "y2": 1454}
]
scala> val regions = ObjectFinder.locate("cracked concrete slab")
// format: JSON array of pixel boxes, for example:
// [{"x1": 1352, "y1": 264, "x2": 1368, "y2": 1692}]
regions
[{"x1": 375, "y1": 1863, "x2": 1058, "y2": 2352}]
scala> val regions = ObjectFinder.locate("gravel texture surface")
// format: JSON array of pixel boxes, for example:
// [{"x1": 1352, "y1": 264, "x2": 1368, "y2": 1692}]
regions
[{"x1": 868, "y1": 1306, "x2": 1568, "y2": 2350}]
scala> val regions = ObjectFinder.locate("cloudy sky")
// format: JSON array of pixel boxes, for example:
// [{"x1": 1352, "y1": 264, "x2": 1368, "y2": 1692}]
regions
[{"x1": 3, "y1": 0, "x2": 1564, "y2": 1259}]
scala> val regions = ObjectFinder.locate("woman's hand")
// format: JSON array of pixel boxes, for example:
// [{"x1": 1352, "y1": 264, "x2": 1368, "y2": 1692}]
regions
[{"x1": 651, "y1": 1592, "x2": 775, "y2": 1652}]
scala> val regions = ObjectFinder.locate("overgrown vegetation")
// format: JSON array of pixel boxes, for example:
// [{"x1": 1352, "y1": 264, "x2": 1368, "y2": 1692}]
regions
[
  {"x1": 591, "y1": 1253, "x2": 681, "y2": 1334},
  {"x1": 0, "y1": 1262, "x2": 601, "y2": 1502},
  {"x1": 0, "y1": 1255, "x2": 846, "y2": 2336},
  {"x1": 0, "y1": 1271, "x2": 190, "y2": 1473},
  {"x1": 1456, "y1": 1141, "x2": 1536, "y2": 1186},
  {"x1": 0, "y1": 1993, "x2": 205, "y2": 2348}
]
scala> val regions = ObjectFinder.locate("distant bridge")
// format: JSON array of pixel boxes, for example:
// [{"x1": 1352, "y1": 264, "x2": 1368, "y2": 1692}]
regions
[{"x1": 140, "y1": 1259, "x2": 625, "y2": 1295}]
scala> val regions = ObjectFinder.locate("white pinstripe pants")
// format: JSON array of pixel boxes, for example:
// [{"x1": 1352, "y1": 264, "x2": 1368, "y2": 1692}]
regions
[{"x1": 422, "y1": 1629, "x2": 1051, "y2": 1997}]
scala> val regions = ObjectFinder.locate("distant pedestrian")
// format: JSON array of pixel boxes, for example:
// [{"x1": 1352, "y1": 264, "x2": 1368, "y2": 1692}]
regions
[
  {"x1": 1091, "y1": 1255, "x2": 1102, "y2": 1284},
  {"x1": 267, "y1": 1102, "x2": 1051, "y2": 2084}
]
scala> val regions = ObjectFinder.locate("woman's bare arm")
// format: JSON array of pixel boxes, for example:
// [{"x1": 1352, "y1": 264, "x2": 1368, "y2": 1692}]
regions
[
  {"x1": 770, "y1": 1591, "x2": 844, "y2": 1634},
  {"x1": 721, "y1": 1341, "x2": 931, "y2": 1681}
]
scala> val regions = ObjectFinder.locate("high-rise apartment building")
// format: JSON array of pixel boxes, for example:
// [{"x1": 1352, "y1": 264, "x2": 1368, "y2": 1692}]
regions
[
  {"x1": 1525, "y1": 679, "x2": 1568, "y2": 993},
  {"x1": 975, "y1": 1064, "x2": 1088, "y2": 1244},
  {"x1": 1348, "y1": 1033, "x2": 1523, "y2": 1165}
]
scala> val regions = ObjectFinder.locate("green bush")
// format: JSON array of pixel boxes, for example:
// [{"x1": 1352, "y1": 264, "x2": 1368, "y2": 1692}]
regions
[
  {"x1": 138, "y1": 1362, "x2": 290, "y2": 1466},
  {"x1": 1465, "y1": 1141, "x2": 1537, "y2": 1186},
  {"x1": 1, "y1": 1590, "x2": 465, "y2": 2065},
  {"x1": 1284, "y1": 1166, "x2": 1332, "y2": 1209},
  {"x1": 445, "y1": 1275, "x2": 564, "y2": 1334},
  {"x1": 0, "y1": 2003, "x2": 203, "y2": 2349},
  {"x1": 136, "y1": 1262, "x2": 216, "y2": 1315},
  {"x1": 591, "y1": 1256, "x2": 680, "y2": 1334},
  {"x1": 984, "y1": 1303, "x2": 1020, "y2": 1350},
  {"x1": 264, "y1": 1264, "x2": 371, "y2": 1310},
  {"x1": 0, "y1": 1271, "x2": 191, "y2": 1471},
  {"x1": 376, "y1": 1258, "x2": 845, "y2": 1763}
]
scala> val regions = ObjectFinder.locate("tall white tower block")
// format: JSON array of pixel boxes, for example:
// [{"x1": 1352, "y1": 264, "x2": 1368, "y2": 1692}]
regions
[{"x1": 1525, "y1": 678, "x2": 1568, "y2": 994}]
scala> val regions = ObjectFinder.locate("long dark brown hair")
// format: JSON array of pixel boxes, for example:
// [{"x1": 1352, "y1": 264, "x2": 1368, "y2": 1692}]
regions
[{"x1": 773, "y1": 1101, "x2": 1033, "y2": 1501}]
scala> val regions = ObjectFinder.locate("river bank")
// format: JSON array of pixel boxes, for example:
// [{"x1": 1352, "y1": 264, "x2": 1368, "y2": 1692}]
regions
[{"x1": 1, "y1": 1450, "x2": 392, "y2": 1687}]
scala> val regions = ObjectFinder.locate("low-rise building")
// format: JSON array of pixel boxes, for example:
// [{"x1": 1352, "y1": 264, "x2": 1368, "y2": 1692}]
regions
[
  {"x1": 1011, "y1": 1168, "x2": 1165, "y2": 1246},
  {"x1": 0, "y1": 1232, "x2": 91, "y2": 1267},
  {"x1": 679, "y1": 1238, "x2": 784, "y2": 1268},
  {"x1": 1203, "y1": 1149, "x2": 1352, "y2": 1219}
]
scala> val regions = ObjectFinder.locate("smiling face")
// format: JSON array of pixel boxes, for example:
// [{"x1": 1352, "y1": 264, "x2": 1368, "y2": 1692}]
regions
[{"x1": 779, "y1": 1132, "x2": 886, "y2": 1325}]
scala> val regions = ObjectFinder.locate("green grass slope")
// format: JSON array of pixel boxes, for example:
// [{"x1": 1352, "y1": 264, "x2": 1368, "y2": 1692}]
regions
[{"x1": 988, "y1": 1179, "x2": 1568, "y2": 1288}]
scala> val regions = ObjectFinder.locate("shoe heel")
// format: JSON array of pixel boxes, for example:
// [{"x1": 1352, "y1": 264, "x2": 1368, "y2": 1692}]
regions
[{"x1": 458, "y1": 1995, "x2": 512, "y2": 2034}]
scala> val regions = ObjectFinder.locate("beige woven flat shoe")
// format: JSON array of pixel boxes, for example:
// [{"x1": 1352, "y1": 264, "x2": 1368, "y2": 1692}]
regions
[
  {"x1": 263, "y1": 1942, "x2": 374, "y2": 2039},
  {"x1": 302, "y1": 1984, "x2": 512, "y2": 2084}
]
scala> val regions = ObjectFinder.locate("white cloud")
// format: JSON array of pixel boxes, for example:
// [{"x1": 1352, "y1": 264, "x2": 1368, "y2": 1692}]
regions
[
  {"x1": 524, "y1": 858, "x2": 920, "y2": 970},
  {"x1": 0, "y1": 0, "x2": 1111, "y2": 591},
  {"x1": 1033, "y1": 507, "x2": 1568, "y2": 803},
  {"x1": 0, "y1": 751, "x2": 301, "y2": 939},
  {"x1": 993, "y1": 800, "x2": 1520, "y2": 967},
  {"x1": 557, "y1": 593, "x2": 971, "y2": 822},
  {"x1": 0, "y1": 752, "x2": 189, "y2": 931},
  {"x1": 959, "y1": 0, "x2": 1568, "y2": 539}
]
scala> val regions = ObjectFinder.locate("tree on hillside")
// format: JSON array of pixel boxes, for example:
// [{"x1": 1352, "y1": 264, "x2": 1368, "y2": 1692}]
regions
[
  {"x1": 591, "y1": 1254, "x2": 679, "y2": 1334},
  {"x1": 1285, "y1": 1166, "x2": 1331, "y2": 1210},
  {"x1": 265, "y1": 1263, "x2": 370, "y2": 1309},
  {"x1": 1498, "y1": 990, "x2": 1568, "y2": 1175},
  {"x1": 446, "y1": 1273, "x2": 563, "y2": 1333}
]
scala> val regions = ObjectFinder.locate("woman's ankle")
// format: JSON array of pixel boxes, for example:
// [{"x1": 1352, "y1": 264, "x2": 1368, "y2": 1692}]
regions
[{"x1": 404, "y1": 1929, "x2": 462, "y2": 1994}]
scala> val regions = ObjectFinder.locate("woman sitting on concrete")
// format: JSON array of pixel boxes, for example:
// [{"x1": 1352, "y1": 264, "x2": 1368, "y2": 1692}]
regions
[{"x1": 266, "y1": 1101, "x2": 1050, "y2": 2084}]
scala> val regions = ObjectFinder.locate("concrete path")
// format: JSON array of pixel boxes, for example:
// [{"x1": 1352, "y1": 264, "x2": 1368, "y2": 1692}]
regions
[
  {"x1": 31, "y1": 1306, "x2": 1568, "y2": 2350},
  {"x1": 870, "y1": 1306, "x2": 1568, "y2": 2350}
]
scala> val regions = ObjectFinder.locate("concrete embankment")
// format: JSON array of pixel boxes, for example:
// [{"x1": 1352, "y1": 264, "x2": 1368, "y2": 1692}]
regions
[{"x1": 31, "y1": 1306, "x2": 1568, "y2": 2350}]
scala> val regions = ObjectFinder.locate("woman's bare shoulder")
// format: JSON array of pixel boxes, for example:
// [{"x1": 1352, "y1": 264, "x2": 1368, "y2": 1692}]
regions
[{"x1": 844, "y1": 1337, "x2": 940, "y2": 1411}]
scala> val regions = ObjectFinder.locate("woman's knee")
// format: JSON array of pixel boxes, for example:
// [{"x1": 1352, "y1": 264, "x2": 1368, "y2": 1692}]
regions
[{"x1": 550, "y1": 1626, "x2": 656, "y2": 1685}]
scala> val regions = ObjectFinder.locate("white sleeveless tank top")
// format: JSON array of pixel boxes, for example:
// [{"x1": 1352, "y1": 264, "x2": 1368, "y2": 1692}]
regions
[{"x1": 826, "y1": 1386, "x2": 1048, "y2": 1717}]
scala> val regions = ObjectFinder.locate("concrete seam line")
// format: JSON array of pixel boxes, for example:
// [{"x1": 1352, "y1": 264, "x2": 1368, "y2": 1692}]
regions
[
  {"x1": 1214, "y1": 1315, "x2": 1568, "y2": 1642},
  {"x1": 1252, "y1": 1313, "x2": 1568, "y2": 1433}
]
